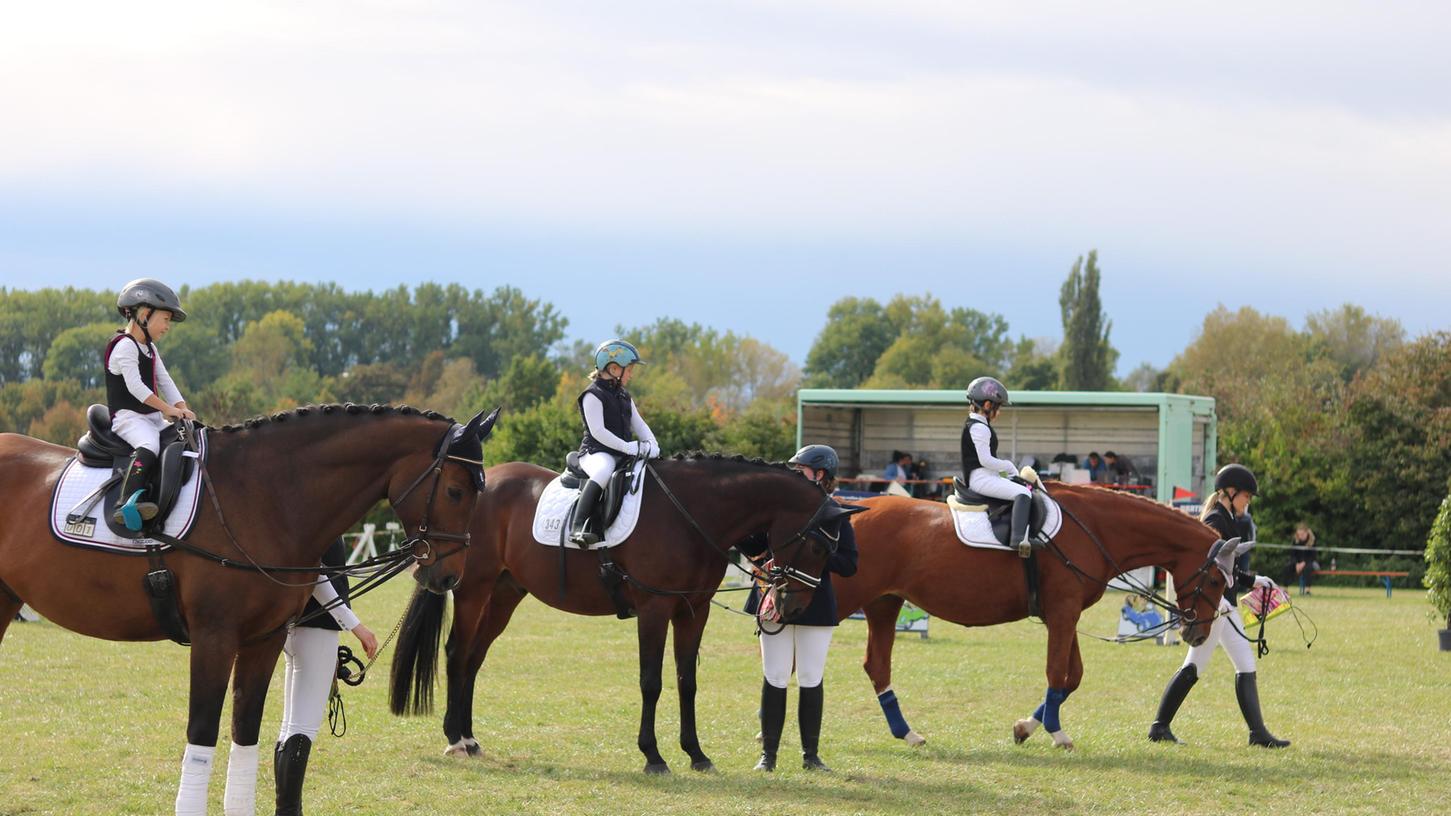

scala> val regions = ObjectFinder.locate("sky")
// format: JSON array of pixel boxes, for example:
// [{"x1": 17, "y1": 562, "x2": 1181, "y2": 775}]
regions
[{"x1": 1, "y1": 1, "x2": 1447, "y2": 374}]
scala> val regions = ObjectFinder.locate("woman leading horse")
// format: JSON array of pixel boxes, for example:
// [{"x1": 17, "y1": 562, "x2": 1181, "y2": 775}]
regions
[
  {"x1": 835, "y1": 483, "x2": 1236, "y2": 750},
  {"x1": 389, "y1": 453, "x2": 855, "y2": 774},
  {"x1": 0, "y1": 403, "x2": 497, "y2": 815}
]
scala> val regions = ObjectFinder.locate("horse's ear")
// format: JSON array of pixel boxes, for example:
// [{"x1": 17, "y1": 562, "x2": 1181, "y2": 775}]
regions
[
  {"x1": 475, "y1": 407, "x2": 501, "y2": 442},
  {"x1": 1213, "y1": 537, "x2": 1243, "y2": 574},
  {"x1": 819, "y1": 503, "x2": 867, "y2": 524},
  {"x1": 1234, "y1": 538, "x2": 1256, "y2": 556}
]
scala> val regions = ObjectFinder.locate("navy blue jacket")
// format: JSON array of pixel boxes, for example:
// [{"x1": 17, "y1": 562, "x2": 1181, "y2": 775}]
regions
[
  {"x1": 1203, "y1": 504, "x2": 1256, "y2": 605},
  {"x1": 738, "y1": 504, "x2": 859, "y2": 627},
  {"x1": 299, "y1": 538, "x2": 351, "y2": 632}
]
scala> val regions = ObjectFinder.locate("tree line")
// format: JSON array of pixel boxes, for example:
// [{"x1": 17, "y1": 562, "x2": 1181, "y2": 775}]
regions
[{"x1": 4, "y1": 257, "x2": 1446, "y2": 570}]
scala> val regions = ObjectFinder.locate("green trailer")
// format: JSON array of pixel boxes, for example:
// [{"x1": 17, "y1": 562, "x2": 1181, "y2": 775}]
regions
[{"x1": 796, "y1": 389, "x2": 1218, "y2": 503}]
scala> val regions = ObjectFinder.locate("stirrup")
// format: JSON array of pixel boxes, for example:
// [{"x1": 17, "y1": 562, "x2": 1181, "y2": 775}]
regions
[{"x1": 117, "y1": 489, "x2": 157, "y2": 531}]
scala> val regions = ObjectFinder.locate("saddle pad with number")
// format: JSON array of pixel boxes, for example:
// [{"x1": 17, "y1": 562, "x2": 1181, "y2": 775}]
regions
[
  {"x1": 49, "y1": 430, "x2": 208, "y2": 552},
  {"x1": 945, "y1": 491, "x2": 1062, "y2": 550},
  {"x1": 531, "y1": 458, "x2": 646, "y2": 549}
]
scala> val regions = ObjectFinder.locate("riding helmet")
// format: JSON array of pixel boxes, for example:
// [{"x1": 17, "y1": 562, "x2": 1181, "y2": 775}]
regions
[
  {"x1": 117, "y1": 278, "x2": 187, "y2": 322},
  {"x1": 1213, "y1": 463, "x2": 1258, "y2": 495},
  {"x1": 966, "y1": 376, "x2": 1010, "y2": 408},
  {"x1": 788, "y1": 444, "x2": 839, "y2": 481},
  {"x1": 593, "y1": 339, "x2": 644, "y2": 373}
]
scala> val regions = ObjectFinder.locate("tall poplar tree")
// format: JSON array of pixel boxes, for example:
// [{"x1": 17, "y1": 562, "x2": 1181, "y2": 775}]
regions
[{"x1": 1057, "y1": 250, "x2": 1117, "y2": 390}]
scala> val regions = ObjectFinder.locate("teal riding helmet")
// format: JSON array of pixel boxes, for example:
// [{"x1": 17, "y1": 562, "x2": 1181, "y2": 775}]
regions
[{"x1": 593, "y1": 339, "x2": 645, "y2": 373}]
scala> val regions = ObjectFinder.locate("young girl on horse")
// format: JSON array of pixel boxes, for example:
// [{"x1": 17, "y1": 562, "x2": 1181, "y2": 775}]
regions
[
  {"x1": 740, "y1": 444, "x2": 859, "y2": 772},
  {"x1": 568, "y1": 339, "x2": 660, "y2": 546},
  {"x1": 962, "y1": 376, "x2": 1032, "y2": 552},
  {"x1": 1148, "y1": 463, "x2": 1290, "y2": 748},
  {"x1": 104, "y1": 278, "x2": 196, "y2": 529}
]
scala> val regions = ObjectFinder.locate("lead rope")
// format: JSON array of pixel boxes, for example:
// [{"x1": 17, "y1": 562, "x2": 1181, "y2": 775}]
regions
[{"x1": 327, "y1": 604, "x2": 410, "y2": 737}]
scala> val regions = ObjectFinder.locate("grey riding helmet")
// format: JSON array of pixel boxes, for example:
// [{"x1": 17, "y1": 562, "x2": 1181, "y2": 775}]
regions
[
  {"x1": 966, "y1": 376, "x2": 1010, "y2": 409},
  {"x1": 1213, "y1": 463, "x2": 1258, "y2": 495},
  {"x1": 788, "y1": 444, "x2": 839, "y2": 481},
  {"x1": 117, "y1": 278, "x2": 188, "y2": 322}
]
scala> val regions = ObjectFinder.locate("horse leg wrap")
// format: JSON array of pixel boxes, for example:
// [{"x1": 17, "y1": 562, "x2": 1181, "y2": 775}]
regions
[
  {"x1": 876, "y1": 688, "x2": 912, "y2": 739},
  {"x1": 1039, "y1": 687, "x2": 1071, "y2": 734},
  {"x1": 174, "y1": 743, "x2": 216, "y2": 816},
  {"x1": 223, "y1": 742, "x2": 259, "y2": 816}
]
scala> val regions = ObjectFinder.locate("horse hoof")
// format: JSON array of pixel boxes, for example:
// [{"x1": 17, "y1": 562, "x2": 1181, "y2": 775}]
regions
[
  {"x1": 1012, "y1": 719, "x2": 1038, "y2": 744},
  {"x1": 466, "y1": 742, "x2": 484, "y2": 758},
  {"x1": 904, "y1": 730, "x2": 927, "y2": 748},
  {"x1": 443, "y1": 744, "x2": 470, "y2": 758},
  {"x1": 1051, "y1": 731, "x2": 1074, "y2": 751},
  {"x1": 644, "y1": 762, "x2": 671, "y2": 775},
  {"x1": 691, "y1": 760, "x2": 716, "y2": 773}
]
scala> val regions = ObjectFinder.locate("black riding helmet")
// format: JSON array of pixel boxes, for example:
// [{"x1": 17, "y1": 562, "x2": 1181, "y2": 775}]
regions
[
  {"x1": 1213, "y1": 463, "x2": 1258, "y2": 495},
  {"x1": 788, "y1": 444, "x2": 839, "y2": 482},
  {"x1": 117, "y1": 278, "x2": 187, "y2": 323},
  {"x1": 966, "y1": 376, "x2": 1010, "y2": 410}
]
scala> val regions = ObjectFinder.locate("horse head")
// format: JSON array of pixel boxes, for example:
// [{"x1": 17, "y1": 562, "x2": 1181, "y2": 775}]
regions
[
  {"x1": 765, "y1": 496, "x2": 866, "y2": 622},
  {"x1": 1172, "y1": 536, "x2": 1252, "y2": 645},
  {"x1": 400, "y1": 407, "x2": 500, "y2": 594}
]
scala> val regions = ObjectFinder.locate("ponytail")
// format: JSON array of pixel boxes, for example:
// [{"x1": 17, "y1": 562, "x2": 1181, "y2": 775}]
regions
[{"x1": 1199, "y1": 491, "x2": 1223, "y2": 522}]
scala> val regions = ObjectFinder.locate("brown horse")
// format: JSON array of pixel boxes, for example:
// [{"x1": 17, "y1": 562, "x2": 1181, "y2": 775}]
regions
[
  {"x1": 389, "y1": 454, "x2": 853, "y2": 774},
  {"x1": 0, "y1": 403, "x2": 496, "y2": 813},
  {"x1": 835, "y1": 484, "x2": 1233, "y2": 750}
]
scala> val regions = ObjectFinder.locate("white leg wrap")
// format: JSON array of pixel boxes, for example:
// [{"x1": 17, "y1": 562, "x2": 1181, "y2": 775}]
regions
[
  {"x1": 223, "y1": 742, "x2": 259, "y2": 816},
  {"x1": 174, "y1": 743, "x2": 216, "y2": 816},
  {"x1": 1050, "y1": 729, "x2": 1074, "y2": 750}
]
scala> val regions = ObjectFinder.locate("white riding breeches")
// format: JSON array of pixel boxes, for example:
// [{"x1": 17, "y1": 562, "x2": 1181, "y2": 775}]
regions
[
  {"x1": 111, "y1": 409, "x2": 168, "y2": 455},
  {"x1": 967, "y1": 468, "x2": 1031, "y2": 500},
  {"x1": 278, "y1": 627, "x2": 340, "y2": 742},
  {"x1": 581, "y1": 451, "x2": 617, "y2": 489},
  {"x1": 1182, "y1": 598, "x2": 1257, "y2": 674},
  {"x1": 760, "y1": 625, "x2": 835, "y2": 689}
]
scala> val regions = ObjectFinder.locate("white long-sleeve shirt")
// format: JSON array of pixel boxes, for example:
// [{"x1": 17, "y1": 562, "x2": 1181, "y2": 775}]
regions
[
  {"x1": 580, "y1": 393, "x2": 657, "y2": 455},
  {"x1": 107, "y1": 338, "x2": 184, "y2": 406},
  {"x1": 967, "y1": 412, "x2": 1019, "y2": 475},
  {"x1": 309, "y1": 576, "x2": 361, "y2": 631}
]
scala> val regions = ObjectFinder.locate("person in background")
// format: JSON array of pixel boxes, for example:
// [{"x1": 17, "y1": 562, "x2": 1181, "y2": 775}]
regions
[
  {"x1": 1104, "y1": 451, "x2": 1137, "y2": 485},
  {"x1": 1288, "y1": 524, "x2": 1319, "y2": 596},
  {"x1": 1083, "y1": 451, "x2": 1107, "y2": 482},
  {"x1": 883, "y1": 451, "x2": 913, "y2": 484}
]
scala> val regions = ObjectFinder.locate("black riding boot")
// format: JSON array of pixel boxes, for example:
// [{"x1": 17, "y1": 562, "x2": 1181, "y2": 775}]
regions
[
  {"x1": 113, "y1": 448, "x2": 160, "y2": 529},
  {"x1": 1236, "y1": 672, "x2": 1290, "y2": 748},
  {"x1": 274, "y1": 734, "x2": 312, "y2": 816},
  {"x1": 1148, "y1": 664, "x2": 1198, "y2": 743},
  {"x1": 755, "y1": 680, "x2": 787, "y2": 771},
  {"x1": 1010, "y1": 493, "x2": 1033, "y2": 556},
  {"x1": 799, "y1": 683, "x2": 830, "y2": 771},
  {"x1": 568, "y1": 481, "x2": 605, "y2": 547}
]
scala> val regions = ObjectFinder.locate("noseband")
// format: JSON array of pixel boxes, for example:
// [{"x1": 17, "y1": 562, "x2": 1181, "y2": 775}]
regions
[{"x1": 389, "y1": 425, "x2": 482, "y2": 564}]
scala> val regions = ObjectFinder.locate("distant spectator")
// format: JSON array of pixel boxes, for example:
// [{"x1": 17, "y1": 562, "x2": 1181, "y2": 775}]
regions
[
  {"x1": 910, "y1": 458, "x2": 936, "y2": 498},
  {"x1": 1104, "y1": 451, "x2": 1138, "y2": 485},
  {"x1": 1083, "y1": 451, "x2": 1107, "y2": 482},
  {"x1": 884, "y1": 451, "x2": 913, "y2": 484},
  {"x1": 1287, "y1": 524, "x2": 1319, "y2": 596}
]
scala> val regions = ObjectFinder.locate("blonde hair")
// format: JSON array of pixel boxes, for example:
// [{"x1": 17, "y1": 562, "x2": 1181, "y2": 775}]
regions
[
  {"x1": 1295, "y1": 524, "x2": 1316, "y2": 546},
  {"x1": 1200, "y1": 490, "x2": 1225, "y2": 522}
]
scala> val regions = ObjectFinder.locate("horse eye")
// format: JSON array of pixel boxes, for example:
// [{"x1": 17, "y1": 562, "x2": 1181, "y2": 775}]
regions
[{"x1": 446, "y1": 487, "x2": 464, "y2": 502}]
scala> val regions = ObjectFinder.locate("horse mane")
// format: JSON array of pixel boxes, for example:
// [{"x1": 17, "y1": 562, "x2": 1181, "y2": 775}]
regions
[
  {"x1": 216, "y1": 403, "x2": 455, "y2": 434},
  {"x1": 667, "y1": 451, "x2": 800, "y2": 476},
  {"x1": 1051, "y1": 482, "x2": 1212, "y2": 536}
]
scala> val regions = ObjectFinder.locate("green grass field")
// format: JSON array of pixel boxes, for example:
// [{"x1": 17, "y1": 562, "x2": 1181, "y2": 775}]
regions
[{"x1": 2, "y1": 583, "x2": 1447, "y2": 815}]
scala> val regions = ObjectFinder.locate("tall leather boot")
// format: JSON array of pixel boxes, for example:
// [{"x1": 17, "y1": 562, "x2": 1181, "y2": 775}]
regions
[
  {"x1": 274, "y1": 734, "x2": 312, "y2": 816},
  {"x1": 799, "y1": 683, "x2": 830, "y2": 771},
  {"x1": 568, "y1": 481, "x2": 605, "y2": 547},
  {"x1": 754, "y1": 680, "x2": 787, "y2": 771},
  {"x1": 113, "y1": 448, "x2": 161, "y2": 530},
  {"x1": 1236, "y1": 672, "x2": 1290, "y2": 748},
  {"x1": 1148, "y1": 664, "x2": 1198, "y2": 743},
  {"x1": 1010, "y1": 493, "x2": 1033, "y2": 557}
]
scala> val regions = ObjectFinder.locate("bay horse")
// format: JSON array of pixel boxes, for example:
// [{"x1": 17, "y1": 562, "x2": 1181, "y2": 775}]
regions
[
  {"x1": 834, "y1": 484, "x2": 1232, "y2": 750},
  {"x1": 0, "y1": 403, "x2": 497, "y2": 814},
  {"x1": 389, "y1": 454, "x2": 852, "y2": 774}
]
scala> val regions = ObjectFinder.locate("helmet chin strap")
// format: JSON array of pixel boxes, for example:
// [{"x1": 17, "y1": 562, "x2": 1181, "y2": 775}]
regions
[{"x1": 133, "y1": 306, "x2": 154, "y2": 345}]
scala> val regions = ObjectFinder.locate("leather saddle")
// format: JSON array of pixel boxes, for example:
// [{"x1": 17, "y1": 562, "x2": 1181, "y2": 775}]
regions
[
  {"x1": 560, "y1": 450, "x2": 633, "y2": 536},
  {"x1": 953, "y1": 477, "x2": 1053, "y2": 549},
  {"x1": 75, "y1": 404, "x2": 200, "y2": 539}
]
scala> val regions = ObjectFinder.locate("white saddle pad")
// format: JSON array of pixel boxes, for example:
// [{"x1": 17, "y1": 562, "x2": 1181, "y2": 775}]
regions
[
  {"x1": 531, "y1": 458, "x2": 647, "y2": 549},
  {"x1": 945, "y1": 491, "x2": 1062, "y2": 550},
  {"x1": 49, "y1": 430, "x2": 208, "y2": 552}
]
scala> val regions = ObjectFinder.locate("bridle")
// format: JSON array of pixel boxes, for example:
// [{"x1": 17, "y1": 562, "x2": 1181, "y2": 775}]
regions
[{"x1": 386, "y1": 423, "x2": 483, "y2": 565}]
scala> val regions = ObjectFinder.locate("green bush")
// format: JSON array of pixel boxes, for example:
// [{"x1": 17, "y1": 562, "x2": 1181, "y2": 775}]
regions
[{"x1": 1424, "y1": 491, "x2": 1451, "y2": 629}]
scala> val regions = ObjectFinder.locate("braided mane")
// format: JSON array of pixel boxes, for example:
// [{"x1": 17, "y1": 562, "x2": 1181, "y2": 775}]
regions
[
  {"x1": 667, "y1": 451, "x2": 797, "y2": 474},
  {"x1": 216, "y1": 403, "x2": 455, "y2": 434}
]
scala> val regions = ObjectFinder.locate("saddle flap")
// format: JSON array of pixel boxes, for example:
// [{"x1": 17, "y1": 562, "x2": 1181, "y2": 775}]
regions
[{"x1": 153, "y1": 440, "x2": 197, "y2": 520}]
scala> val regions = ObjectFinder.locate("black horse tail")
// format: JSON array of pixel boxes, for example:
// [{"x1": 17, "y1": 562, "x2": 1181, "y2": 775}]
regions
[{"x1": 388, "y1": 586, "x2": 448, "y2": 716}]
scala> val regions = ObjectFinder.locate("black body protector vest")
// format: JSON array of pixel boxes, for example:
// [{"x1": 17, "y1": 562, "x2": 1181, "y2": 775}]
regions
[
  {"x1": 960, "y1": 415, "x2": 997, "y2": 473},
  {"x1": 104, "y1": 333, "x2": 159, "y2": 415},
  {"x1": 578, "y1": 379, "x2": 635, "y2": 455}
]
